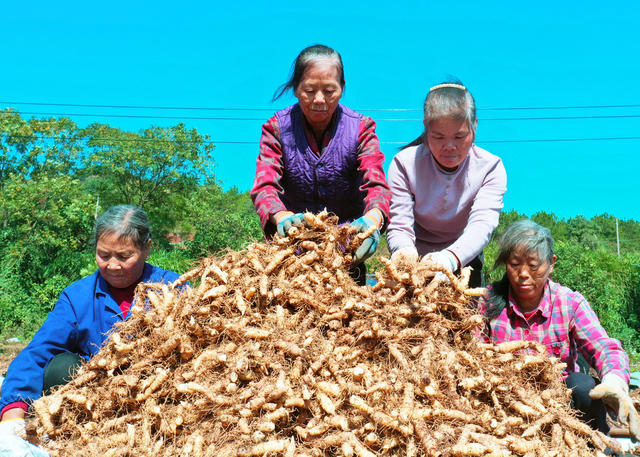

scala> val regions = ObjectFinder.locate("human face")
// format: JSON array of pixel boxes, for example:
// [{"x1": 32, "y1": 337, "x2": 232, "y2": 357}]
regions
[
  {"x1": 425, "y1": 117, "x2": 475, "y2": 171},
  {"x1": 294, "y1": 59, "x2": 343, "y2": 134},
  {"x1": 505, "y1": 248, "x2": 556, "y2": 311},
  {"x1": 96, "y1": 232, "x2": 150, "y2": 289}
]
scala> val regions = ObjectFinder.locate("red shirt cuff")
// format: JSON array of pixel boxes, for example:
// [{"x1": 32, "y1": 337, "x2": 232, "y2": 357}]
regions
[{"x1": 1, "y1": 401, "x2": 29, "y2": 419}]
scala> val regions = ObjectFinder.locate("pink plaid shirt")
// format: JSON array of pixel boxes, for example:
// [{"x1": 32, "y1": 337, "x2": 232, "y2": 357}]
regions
[
  {"x1": 250, "y1": 109, "x2": 391, "y2": 235},
  {"x1": 477, "y1": 279, "x2": 629, "y2": 382}
]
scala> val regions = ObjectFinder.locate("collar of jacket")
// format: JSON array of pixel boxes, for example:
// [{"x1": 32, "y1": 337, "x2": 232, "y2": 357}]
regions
[{"x1": 95, "y1": 262, "x2": 152, "y2": 316}]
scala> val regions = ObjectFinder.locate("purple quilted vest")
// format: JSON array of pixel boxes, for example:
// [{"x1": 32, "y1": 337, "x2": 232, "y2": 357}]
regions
[{"x1": 276, "y1": 103, "x2": 365, "y2": 222}]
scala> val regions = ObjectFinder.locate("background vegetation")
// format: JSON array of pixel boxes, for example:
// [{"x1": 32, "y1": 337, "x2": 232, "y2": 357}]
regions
[{"x1": 1, "y1": 110, "x2": 639, "y2": 365}]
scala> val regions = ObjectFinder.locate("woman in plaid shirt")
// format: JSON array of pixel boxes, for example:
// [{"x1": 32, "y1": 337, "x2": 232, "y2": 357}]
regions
[
  {"x1": 250, "y1": 45, "x2": 391, "y2": 285},
  {"x1": 478, "y1": 219, "x2": 639, "y2": 441}
]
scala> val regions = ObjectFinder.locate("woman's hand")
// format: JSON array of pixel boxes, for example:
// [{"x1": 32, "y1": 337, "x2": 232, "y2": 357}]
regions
[
  {"x1": 0, "y1": 413, "x2": 49, "y2": 457},
  {"x1": 273, "y1": 211, "x2": 306, "y2": 237},
  {"x1": 390, "y1": 246, "x2": 419, "y2": 265},
  {"x1": 421, "y1": 250, "x2": 460, "y2": 282},
  {"x1": 1, "y1": 407, "x2": 26, "y2": 422},
  {"x1": 0, "y1": 408, "x2": 27, "y2": 438},
  {"x1": 589, "y1": 373, "x2": 640, "y2": 440},
  {"x1": 350, "y1": 210, "x2": 383, "y2": 264}
]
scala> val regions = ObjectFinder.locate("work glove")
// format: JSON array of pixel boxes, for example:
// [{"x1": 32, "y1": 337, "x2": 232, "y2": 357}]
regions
[
  {"x1": 421, "y1": 249, "x2": 459, "y2": 282},
  {"x1": 0, "y1": 428, "x2": 50, "y2": 457},
  {"x1": 390, "y1": 246, "x2": 419, "y2": 264},
  {"x1": 350, "y1": 210, "x2": 383, "y2": 264},
  {"x1": 589, "y1": 372, "x2": 640, "y2": 441},
  {"x1": 276, "y1": 212, "x2": 306, "y2": 237},
  {"x1": 0, "y1": 418, "x2": 26, "y2": 439}
]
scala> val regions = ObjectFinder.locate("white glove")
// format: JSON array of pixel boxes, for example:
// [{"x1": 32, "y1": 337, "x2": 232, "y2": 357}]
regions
[
  {"x1": 0, "y1": 418, "x2": 26, "y2": 439},
  {"x1": 421, "y1": 250, "x2": 458, "y2": 282},
  {"x1": 0, "y1": 434, "x2": 50, "y2": 457},
  {"x1": 390, "y1": 246, "x2": 419, "y2": 264},
  {"x1": 589, "y1": 372, "x2": 640, "y2": 440}
]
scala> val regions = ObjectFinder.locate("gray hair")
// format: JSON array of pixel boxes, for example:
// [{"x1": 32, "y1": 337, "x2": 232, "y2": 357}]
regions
[
  {"x1": 402, "y1": 78, "x2": 477, "y2": 149},
  {"x1": 494, "y1": 219, "x2": 554, "y2": 269},
  {"x1": 93, "y1": 205, "x2": 151, "y2": 249},
  {"x1": 484, "y1": 219, "x2": 554, "y2": 320},
  {"x1": 273, "y1": 44, "x2": 345, "y2": 101},
  {"x1": 424, "y1": 81, "x2": 477, "y2": 136}
]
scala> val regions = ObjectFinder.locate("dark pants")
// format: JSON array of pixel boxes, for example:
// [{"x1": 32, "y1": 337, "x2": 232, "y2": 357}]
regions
[
  {"x1": 566, "y1": 371, "x2": 610, "y2": 435},
  {"x1": 43, "y1": 352, "x2": 83, "y2": 395},
  {"x1": 467, "y1": 254, "x2": 484, "y2": 289},
  {"x1": 350, "y1": 262, "x2": 367, "y2": 286}
]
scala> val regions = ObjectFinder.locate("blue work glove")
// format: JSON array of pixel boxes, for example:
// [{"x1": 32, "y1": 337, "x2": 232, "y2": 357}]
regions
[
  {"x1": 350, "y1": 210, "x2": 382, "y2": 264},
  {"x1": 276, "y1": 212, "x2": 306, "y2": 237}
]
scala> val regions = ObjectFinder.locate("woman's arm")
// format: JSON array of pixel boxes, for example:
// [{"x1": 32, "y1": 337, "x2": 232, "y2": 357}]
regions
[
  {"x1": 0, "y1": 292, "x2": 79, "y2": 414},
  {"x1": 250, "y1": 116, "x2": 289, "y2": 236},
  {"x1": 386, "y1": 153, "x2": 418, "y2": 255},
  {"x1": 571, "y1": 295, "x2": 629, "y2": 383},
  {"x1": 355, "y1": 117, "x2": 391, "y2": 230},
  {"x1": 0, "y1": 407, "x2": 26, "y2": 421},
  {"x1": 448, "y1": 157, "x2": 507, "y2": 266}
]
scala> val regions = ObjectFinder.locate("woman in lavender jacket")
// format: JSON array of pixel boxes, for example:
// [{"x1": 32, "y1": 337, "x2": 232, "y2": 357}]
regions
[{"x1": 386, "y1": 81, "x2": 507, "y2": 288}]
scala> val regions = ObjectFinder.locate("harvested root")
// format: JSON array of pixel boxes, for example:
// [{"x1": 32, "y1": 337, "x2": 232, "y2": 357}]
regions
[{"x1": 27, "y1": 212, "x2": 617, "y2": 457}]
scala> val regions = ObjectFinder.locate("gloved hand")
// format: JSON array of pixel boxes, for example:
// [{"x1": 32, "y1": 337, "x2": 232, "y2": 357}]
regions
[
  {"x1": 589, "y1": 372, "x2": 640, "y2": 440},
  {"x1": 421, "y1": 249, "x2": 459, "y2": 282},
  {"x1": 351, "y1": 210, "x2": 383, "y2": 264},
  {"x1": 0, "y1": 418, "x2": 27, "y2": 439},
  {"x1": 0, "y1": 425, "x2": 50, "y2": 457},
  {"x1": 390, "y1": 246, "x2": 419, "y2": 264},
  {"x1": 275, "y1": 212, "x2": 306, "y2": 237}
]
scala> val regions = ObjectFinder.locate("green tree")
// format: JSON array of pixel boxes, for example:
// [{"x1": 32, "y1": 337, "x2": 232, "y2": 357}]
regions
[
  {"x1": 81, "y1": 122, "x2": 215, "y2": 236},
  {"x1": 185, "y1": 183, "x2": 262, "y2": 257},
  {"x1": 566, "y1": 216, "x2": 600, "y2": 250},
  {"x1": 0, "y1": 174, "x2": 95, "y2": 336},
  {"x1": 552, "y1": 241, "x2": 640, "y2": 355},
  {"x1": 0, "y1": 110, "x2": 83, "y2": 181}
]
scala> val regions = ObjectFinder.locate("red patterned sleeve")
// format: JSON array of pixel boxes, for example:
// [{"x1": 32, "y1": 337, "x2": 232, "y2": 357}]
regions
[
  {"x1": 250, "y1": 116, "x2": 289, "y2": 236},
  {"x1": 357, "y1": 116, "x2": 392, "y2": 230}
]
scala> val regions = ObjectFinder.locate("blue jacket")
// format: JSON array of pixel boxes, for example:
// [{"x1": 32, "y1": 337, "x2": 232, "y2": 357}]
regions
[{"x1": 0, "y1": 263, "x2": 179, "y2": 411}]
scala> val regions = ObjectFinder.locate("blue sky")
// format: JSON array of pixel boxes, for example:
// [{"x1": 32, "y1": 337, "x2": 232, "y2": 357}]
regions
[{"x1": 2, "y1": 1, "x2": 639, "y2": 220}]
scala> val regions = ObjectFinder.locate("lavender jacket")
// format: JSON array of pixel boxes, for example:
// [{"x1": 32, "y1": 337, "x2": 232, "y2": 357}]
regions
[{"x1": 386, "y1": 143, "x2": 507, "y2": 266}]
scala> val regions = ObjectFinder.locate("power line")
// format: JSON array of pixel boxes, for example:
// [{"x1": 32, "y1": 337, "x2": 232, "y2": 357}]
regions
[
  {"x1": 2, "y1": 111, "x2": 640, "y2": 122},
  {"x1": 0, "y1": 133, "x2": 250, "y2": 145},
  {"x1": 0, "y1": 111, "x2": 265, "y2": 121},
  {"x1": 387, "y1": 137, "x2": 640, "y2": 144},
  {"x1": 479, "y1": 137, "x2": 640, "y2": 144},
  {"x1": 2, "y1": 100, "x2": 640, "y2": 111},
  {"x1": 3, "y1": 133, "x2": 640, "y2": 145}
]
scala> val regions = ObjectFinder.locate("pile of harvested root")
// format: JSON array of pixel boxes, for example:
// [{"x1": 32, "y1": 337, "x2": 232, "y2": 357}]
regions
[{"x1": 27, "y1": 211, "x2": 631, "y2": 456}]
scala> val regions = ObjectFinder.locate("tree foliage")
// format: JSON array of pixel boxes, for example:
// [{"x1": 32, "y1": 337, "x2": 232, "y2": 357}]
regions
[
  {"x1": 81, "y1": 122, "x2": 216, "y2": 236},
  {"x1": 1, "y1": 110, "x2": 639, "y2": 364},
  {"x1": 0, "y1": 109, "x2": 83, "y2": 180},
  {"x1": 0, "y1": 174, "x2": 95, "y2": 336}
]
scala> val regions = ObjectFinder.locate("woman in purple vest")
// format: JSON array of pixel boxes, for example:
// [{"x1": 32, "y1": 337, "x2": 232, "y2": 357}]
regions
[
  {"x1": 250, "y1": 44, "x2": 391, "y2": 285},
  {"x1": 386, "y1": 81, "x2": 507, "y2": 288}
]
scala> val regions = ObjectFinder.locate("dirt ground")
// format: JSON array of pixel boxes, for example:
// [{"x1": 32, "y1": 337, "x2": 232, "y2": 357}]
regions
[{"x1": 0, "y1": 342, "x2": 27, "y2": 377}]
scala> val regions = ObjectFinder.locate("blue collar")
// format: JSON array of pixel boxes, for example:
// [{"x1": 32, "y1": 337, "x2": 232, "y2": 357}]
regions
[{"x1": 95, "y1": 263, "x2": 152, "y2": 316}]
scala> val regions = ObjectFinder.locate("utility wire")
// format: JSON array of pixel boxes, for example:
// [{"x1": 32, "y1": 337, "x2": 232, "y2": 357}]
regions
[
  {"x1": 2, "y1": 100, "x2": 640, "y2": 111},
  {"x1": 2, "y1": 111, "x2": 640, "y2": 122},
  {"x1": 0, "y1": 111, "x2": 265, "y2": 121},
  {"x1": 4, "y1": 134, "x2": 640, "y2": 145}
]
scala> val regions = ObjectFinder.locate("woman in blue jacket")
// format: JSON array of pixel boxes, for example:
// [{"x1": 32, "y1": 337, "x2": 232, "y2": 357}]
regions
[{"x1": 0, "y1": 205, "x2": 180, "y2": 435}]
